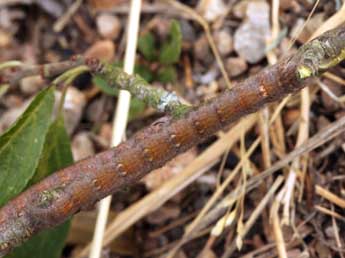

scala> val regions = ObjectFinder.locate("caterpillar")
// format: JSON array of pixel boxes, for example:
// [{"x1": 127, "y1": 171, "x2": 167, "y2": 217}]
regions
[{"x1": 1, "y1": 25, "x2": 345, "y2": 257}]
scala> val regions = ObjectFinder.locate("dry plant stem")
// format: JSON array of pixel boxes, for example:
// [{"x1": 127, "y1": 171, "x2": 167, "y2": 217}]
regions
[
  {"x1": 1, "y1": 27, "x2": 345, "y2": 257},
  {"x1": 315, "y1": 185, "x2": 345, "y2": 208},
  {"x1": 53, "y1": 0, "x2": 83, "y2": 32},
  {"x1": 0, "y1": 61, "x2": 23, "y2": 71},
  {"x1": 222, "y1": 114, "x2": 345, "y2": 258},
  {"x1": 228, "y1": 177, "x2": 285, "y2": 258},
  {"x1": 2, "y1": 57, "x2": 85, "y2": 86},
  {"x1": 92, "y1": 63, "x2": 190, "y2": 116},
  {"x1": 314, "y1": 205, "x2": 345, "y2": 222},
  {"x1": 89, "y1": 1, "x2": 142, "y2": 258}
]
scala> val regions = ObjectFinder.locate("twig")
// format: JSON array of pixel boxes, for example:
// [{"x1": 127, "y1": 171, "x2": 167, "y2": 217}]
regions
[
  {"x1": 315, "y1": 185, "x2": 345, "y2": 208},
  {"x1": 1, "y1": 26, "x2": 345, "y2": 257},
  {"x1": 0, "y1": 61, "x2": 23, "y2": 71},
  {"x1": 53, "y1": 0, "x2": 84, "y2": 32},
  {"x1": 1, "y1": 57, "x2": 85, "y2": 86},
  {"x1": 222, "y1": 177, "x2": 285, "y2": 258},
  {"x1": 89, "y1": 62, "x2": 190, "y2": 116}
]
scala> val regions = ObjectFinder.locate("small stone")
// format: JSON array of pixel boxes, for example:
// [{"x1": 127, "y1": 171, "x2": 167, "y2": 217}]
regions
[
  {"x1": 180, "y1": 20, "x2": 196, "y2": 43},
  {"x1": 85, "y1": 96, "x2": 110, "y2": 123},
  {"x1": 325, "y1": 226, "x2": 336, "y2": 239},
  {"x1": 214, "y1": 29, "x2": 233, "y2": 56},
  {"x1": 61, "y1": 87, "x2": 87, "y2": 134},
  {"x1": 85, "y1": 40, "x2": 115, "y2": 61},
  {"x1": 20, "y1": 75, "x2": 45, "y2": 95},
  {"x1": 193, "y1": 35, "x2": 213, "y2": 65},
  {"x1": 0, "y1": 105, "x2": 27, "y2": 133},
  {"x1": 198, "y1": 0, "x2": 227, "y2": 22},
  {"x1": 232, "y1": 0, "x2": 249, "y2": 19},
  {"x1": 234, "y1": 1, "x2": 270, "y2": 64},
  {"x1": 280, "y1": 0, "x2": 299, "y2": 11},
  {"x1": 283, "y1": 108, "x2": 300, "y2": 127},
  {"x1": 36, "y1": 0, "x2": 64, "y2": 18},
  {"x1": 0, "y1": 29, "x2": 11, "y2": 47},
  {"x1": 100, "y1": 122, "x2": 112, "y2": 140},
  {"x1": 146, "y1": 203, "x2": 180, "y2": 225},
  {"x1": 72, "y1": 132, "x2": 95, "y2": 161},
  {"x1": 226, "y1": 57, "x2": 248, "y2": 77},
  {"x1": 96, "y1": 13, "x2": 121, "y2": 40}
]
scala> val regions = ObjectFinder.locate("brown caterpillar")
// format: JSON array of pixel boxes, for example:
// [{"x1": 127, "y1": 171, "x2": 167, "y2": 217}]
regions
[{"x1": 1, "y1": 26, "x2": 345, "y2": 257}]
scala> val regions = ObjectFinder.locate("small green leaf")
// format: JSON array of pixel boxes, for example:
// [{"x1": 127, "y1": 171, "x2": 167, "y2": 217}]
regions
[
  {"x1": 134, "y1": 64, "x2": 154, "y2": 83},
  {"x1": 0, "y1": 87, "x2": 54, "y2": 207},
  {"x1": 157, "y1": 65, "x2": 177, "y2": 83},
  {"x1": 7, "y1": 115, "x2": 74, "y2": 258},
  {"x1": 93, "y1": 75, "x2": 118, "y2": 96},
  {"x1": 30, "y1": 115, "x2": 74, "y2": 184},
  {"x1": 159, "y1": 20, "x2": 182, "y2": 65},
  {"x1": 129, "y1": 98, "x2": 146, "y2": 120},
  {"x1": 138, "y1": 32, "x2": 157, "y2": 61}
]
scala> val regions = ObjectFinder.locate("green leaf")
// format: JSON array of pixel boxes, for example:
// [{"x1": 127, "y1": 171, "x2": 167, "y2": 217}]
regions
[
  {"x1": 134, "y1": 64, "x2": 154, "y2": 83},
  {"x1": 0, "y1": 87, "x2": 54, "y2": 207},
  {"x1": 30, "y1": 115, "x2": 74, "y2": 184},
  {"x1": 156, "y1": 65, "x2": 178, "y2": 83},
  {"x1": 93, "y1": 75, "x2": 118, "y2": 96},
  {"x1": 159, "y1": 20, "x2": 182, "y2": 65},
  {"x1": 93, "y1": 63, "x2": 149, "y2": 119},
  {"x1": 129, "y1": 98, "x2": 146, "y2": 120},
  {"x1": 138, "y1": 32, "x2": 157, "y2": 61},
  {"x1": 7, "y1": 115, "x2": 74, "y2": 258}
]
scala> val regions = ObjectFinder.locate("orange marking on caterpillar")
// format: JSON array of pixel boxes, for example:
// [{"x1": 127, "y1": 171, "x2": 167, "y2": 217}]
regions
[{"x1": 259, "y1": 84, "x2": 269, "y2": 97}]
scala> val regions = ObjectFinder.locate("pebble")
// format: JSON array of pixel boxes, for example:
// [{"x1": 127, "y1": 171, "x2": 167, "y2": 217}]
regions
[
  {"x1": 280, "y1": 0, "x2": 300, "y2": 11},
  {"x1": 232, "y1": 0, "x2": 249, "y2": 19},
  {"x1": 96, "y1": 13, "x2": 121, "y2": 40},
  {"x1": 0, "y1": 104, "x2": 27, "y2": 133},
  {"x1": 198, "y1": 0, "x2": 227, "y2": 22},
  {"x1": 226, "y1": 57, "x2": 248, "y2": 77},
  {"x1": 234, "y1": 1, "x2": 270, "y2": 64},
  {"x1": 193, "y1": 35, "x2": 213, "y2": 65},
  {"x1": 180, "y1": 20, "x2": 196, "y2": 43},
  {"x1": 84, "y1": 40, "x2": 115, "y2": 61},
  {"x1": 214, "y1": 29, "x2": 233, "y2": 56},
  {"x1": 59, "y1": 87, "x2": 87, "y2": 135},
  {"x1": 146, "y1": 203, "x2": 180, "y2": 225},
  {"x1": 72, "y1": 132, "x2": 95, "y2": 161},
  {"x1": 20, "y1": 75, "x2": 45, "y2": 95}
]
